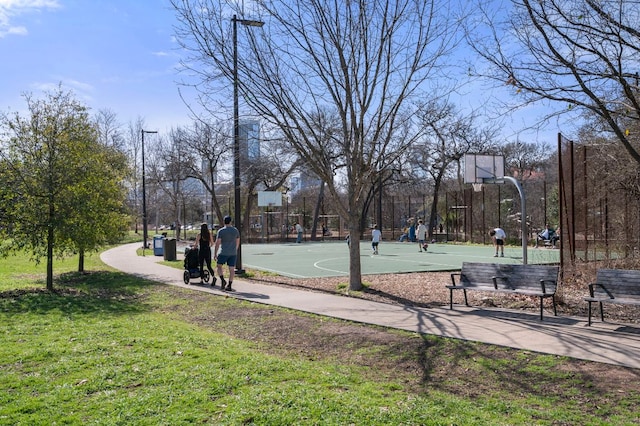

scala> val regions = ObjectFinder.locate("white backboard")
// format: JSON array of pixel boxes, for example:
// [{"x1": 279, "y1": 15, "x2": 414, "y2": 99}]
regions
[
  {"x1": 258, "y1": 191, "x2": 282, "y2": 207},
  {"x1": 463, "y1": 154, "x2": 505, "y2": 184}
]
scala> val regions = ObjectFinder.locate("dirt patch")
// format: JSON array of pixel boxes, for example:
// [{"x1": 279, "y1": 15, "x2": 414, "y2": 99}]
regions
[{"x1": 157, "y1": 283, "x2": 640, "y2": 416}]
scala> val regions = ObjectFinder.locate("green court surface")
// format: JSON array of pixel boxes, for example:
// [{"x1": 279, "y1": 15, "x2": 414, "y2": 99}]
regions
[{"x1": 242, "y1": 241, "x2": 560, "y2": 278}]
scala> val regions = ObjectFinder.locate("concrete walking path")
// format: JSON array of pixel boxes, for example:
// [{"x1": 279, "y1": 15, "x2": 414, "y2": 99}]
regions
[{"x1": 101, "y1": 243, "x2": 640, "y2": 369}]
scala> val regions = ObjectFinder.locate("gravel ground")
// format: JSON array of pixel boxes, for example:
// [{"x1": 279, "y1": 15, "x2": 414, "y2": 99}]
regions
[{"x1": 246, "y1": 269, "x2": 640, "y2": 324}]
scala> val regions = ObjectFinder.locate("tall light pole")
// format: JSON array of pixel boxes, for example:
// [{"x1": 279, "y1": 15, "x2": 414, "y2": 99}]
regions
[
  {"x1": 233, "y1": 14, "x2": 263, "y2": 273},
  {"x1": 141, "y1": 129, "x2": 158, "y2": 256}
]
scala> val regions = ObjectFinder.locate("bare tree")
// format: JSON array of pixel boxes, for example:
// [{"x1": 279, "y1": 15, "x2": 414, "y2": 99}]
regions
[
  {"x1": 126, "y1": 117, "x2": 145, "y2": 234},
  {"x1": 94, "y1": 108, "x2": 125, "y2": 151},
  {"x1": 467, "y1": 0, "x2": 640, "y2": 162},
  {"x1": 172, "y1": 0, "x2": 464, "y2": 290},
  {"x1": 501, "y1": 140, "x2": 552, "y2": 180},
  {"x1": 150, "y1": 128, "x2": 195, "y2": 240},
  {"x1": 183, "y1": 120, "x2": 231, "y2": 226},
  {"x1": 412, "y1": 100, "x2": 499, "y2": 238}
]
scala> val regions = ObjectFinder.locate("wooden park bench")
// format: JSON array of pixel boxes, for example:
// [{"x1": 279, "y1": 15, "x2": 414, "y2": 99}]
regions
[
  {"x1": 584, "y1": 269, "x2": 640, "y2": 326},
  {"x1": 447, "y1": 262, "x2": 560, "y2": 320}
]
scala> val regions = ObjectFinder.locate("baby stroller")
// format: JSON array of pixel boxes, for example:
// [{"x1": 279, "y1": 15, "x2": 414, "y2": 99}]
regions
[{"x1": 183, "y1": 246, "x2": 210, "y2": 285}]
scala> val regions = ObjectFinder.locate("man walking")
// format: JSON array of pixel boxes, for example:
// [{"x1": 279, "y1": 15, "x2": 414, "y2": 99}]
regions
[
  {"x1": 371, "y1": 224, "x2": 382, "y2": 255},
  {"x1": 214, "y1": 216, "x2": 241, "y2": 291},
  {"x1": 416, "y1": 219, "x2": 428, "y2": 252}
]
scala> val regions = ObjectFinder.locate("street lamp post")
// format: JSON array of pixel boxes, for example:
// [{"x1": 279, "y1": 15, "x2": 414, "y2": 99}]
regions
[
  {"x1": 141, "y1": 129, "x2": 158, "y2": 256},
  {"x1": 233, "y1": 14, "x2": 263, "y2": 274}
]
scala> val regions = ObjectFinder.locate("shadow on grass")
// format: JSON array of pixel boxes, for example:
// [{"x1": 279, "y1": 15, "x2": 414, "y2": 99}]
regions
[{"x1": 0, "y1": 270, "x2": 153, "y2": 316}]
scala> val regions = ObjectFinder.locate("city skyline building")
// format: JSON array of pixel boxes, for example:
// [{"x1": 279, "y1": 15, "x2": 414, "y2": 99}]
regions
[{"x1": 239, "y1": 119, "x2": 261, "y2": 161}]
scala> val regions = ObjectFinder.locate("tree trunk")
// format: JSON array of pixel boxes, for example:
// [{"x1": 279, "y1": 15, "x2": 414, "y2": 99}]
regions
[
  {"x1": 78, "y1": 249, "x2": 85, "y2": 273},
  {"x1": 212, "y1": 188, "x2": 224, "y2": 226},
  {"x1": 311, "y1": 183, "x2": 325, "y2": 241},
  {"x1": 359, "y1": 186, "x2": 375, "y2": 236},
  {"x1": 347, "y1": 218, "x2": 363, "y2": 291},
  {"x1": 46, "y1": 220, "x2": 54, "y2": 291},
  {"x1": 243, "y1": 192, "x2": 255, "y2": 242},
  {"x1": 428, "y1": 173, "x2": 444, "y2": 240}
]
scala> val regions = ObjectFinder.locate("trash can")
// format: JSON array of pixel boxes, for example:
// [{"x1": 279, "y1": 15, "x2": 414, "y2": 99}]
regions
[
  {"x1": 153, "y1": 235, "x2": 164, "y2": 256},
  {"x1": 163, "y1": 238, "x2": 177, "y2": 261}
]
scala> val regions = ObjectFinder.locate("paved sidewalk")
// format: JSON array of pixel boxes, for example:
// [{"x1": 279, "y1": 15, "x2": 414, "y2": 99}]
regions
[{"x1": 101, "y1": 243, "x2": 640, "y2": 369}]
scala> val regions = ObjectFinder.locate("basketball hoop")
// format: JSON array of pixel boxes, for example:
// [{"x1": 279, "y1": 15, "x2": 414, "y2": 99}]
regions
[{"x1": 472, "y1": 183, "x2": 483, "y2": 192}]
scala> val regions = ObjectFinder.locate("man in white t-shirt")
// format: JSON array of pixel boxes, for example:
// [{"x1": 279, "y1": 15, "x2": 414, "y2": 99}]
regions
[
  {"x1": 416, "y1": 219, "x2": 428, "y2": 252},
  {"x1": 371, "y1": 225, "x2": 382, "y2": 255},
  {"x1": 489, "y1": 227, "x2": 506, "y2": 257}
]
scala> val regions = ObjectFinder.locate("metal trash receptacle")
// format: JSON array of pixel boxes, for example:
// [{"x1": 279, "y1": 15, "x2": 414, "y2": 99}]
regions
[
  {"x1": 153, "y1": 235, "x2": 164, "y2": 256},
  {"x1": 163, "y1": 238, "x2": 177, "y2": 261}
]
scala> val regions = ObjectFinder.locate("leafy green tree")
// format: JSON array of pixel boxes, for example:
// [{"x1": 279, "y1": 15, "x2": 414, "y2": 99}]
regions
[
  {"x1": 62, "y1": 141, "x2": 130, "y2": 272},
  {"x1": 0, "y1": 87, "x2": 129, "y2": 288}
]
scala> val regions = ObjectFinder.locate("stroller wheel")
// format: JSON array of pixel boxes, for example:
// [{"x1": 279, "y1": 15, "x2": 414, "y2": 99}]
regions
[
  {"x1": 203, "y1": 270, "x2": 210, "y2": 283},
  {"x1": 183, "y1": 270, "x2": 190, "y2": 285}
]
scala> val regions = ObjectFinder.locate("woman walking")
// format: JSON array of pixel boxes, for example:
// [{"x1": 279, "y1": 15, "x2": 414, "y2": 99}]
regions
[{"x1": 194, "y1": 223, "x2": 217, "y2": 286}]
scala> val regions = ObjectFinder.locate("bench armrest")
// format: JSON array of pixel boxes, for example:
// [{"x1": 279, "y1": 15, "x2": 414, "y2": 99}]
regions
[
  {"x1": 538, "y1": 279, "x2": 557, "y2": 294},
  {"x1": 450, "y1": 272, "x2": 461, "y2": 286},
  {"x1": 493, "y1": 275, "x2": 511, "y2": 290},
  {"x1": 588, "y1": 282, "x2": 615, "y2": 299}
]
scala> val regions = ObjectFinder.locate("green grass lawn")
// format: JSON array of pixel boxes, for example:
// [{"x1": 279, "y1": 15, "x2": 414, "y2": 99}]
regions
[{"x1": 0, "y1": 246, "x2": 638, "y2": 425}]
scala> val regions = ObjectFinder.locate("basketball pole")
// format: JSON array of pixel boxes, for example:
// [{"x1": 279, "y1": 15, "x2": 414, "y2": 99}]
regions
[
  {"x1": 488, "y1": 176, "x2": 528, "y2": 264},
  {"x1": 465, "y1": 154, "x2": 527, "y2": 264}
]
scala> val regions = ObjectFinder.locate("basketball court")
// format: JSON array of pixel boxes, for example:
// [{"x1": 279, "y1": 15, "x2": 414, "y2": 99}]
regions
[
  {"x1": 242, "y1": 240, "x2": 560, "y2": 278},
  {"x1": 242, "y1": 154, "x2": 560, "y2": 278}
]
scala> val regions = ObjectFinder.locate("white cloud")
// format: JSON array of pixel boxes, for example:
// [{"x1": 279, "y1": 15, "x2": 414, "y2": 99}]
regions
[
  {"x1": 0, "y1": 0, "x2": 60, "y2": 8},
  {"x1": 3, "y1": 25, "x2": 26, "y2": 35},
  {"x1": 0, "y1": 0, "x2": 60, "y2": 38},
  {"x1": 30, "y1": 78, "x2": 94, "y2": 100}
]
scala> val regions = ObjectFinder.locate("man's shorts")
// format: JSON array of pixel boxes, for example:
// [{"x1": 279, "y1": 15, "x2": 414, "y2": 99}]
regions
[
  {"x1": 496, "y1": 239, "x2": 504, "y2": 246},
  {"x1": 216, "y1": 254, "x2": 237, "y2": 267}
]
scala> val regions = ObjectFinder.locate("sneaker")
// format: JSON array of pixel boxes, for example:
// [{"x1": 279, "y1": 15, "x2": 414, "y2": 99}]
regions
[
  {"x1": 211, "y1": 276, "x2": 217, "y2": 287},
  {"x1": 226, "y1": 282, "x2": 234, "y2": 292},
  {"x1": 220, "y1": 277, "x2": 227, "y2": 290},
  {"x1": 500, "y1": 253, "x2": 504, "y2": 257},
  {"x1": 493, "y1": 254, "x2": 499, "y2": 257}
]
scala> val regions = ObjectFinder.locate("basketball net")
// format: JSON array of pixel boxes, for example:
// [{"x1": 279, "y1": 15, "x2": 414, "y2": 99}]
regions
[{"x1": 472, "y1": 183, "x2": 483, "y2": 192}]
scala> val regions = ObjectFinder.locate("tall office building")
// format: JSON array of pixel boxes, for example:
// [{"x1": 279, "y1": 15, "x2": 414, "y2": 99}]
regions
[
  {"x1": 290, "y1": 168, "x2": 322, "y2": 194},
  {"x1": 239, "y1": 120, "x2": 260, "y2": 161}
]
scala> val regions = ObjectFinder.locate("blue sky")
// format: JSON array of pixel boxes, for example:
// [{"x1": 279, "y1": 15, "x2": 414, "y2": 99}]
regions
[
  {"x1": 0, "y1": 0, "x2": 564, "y2": 143},
  {"x1": 0, "y1": 0, "x2": 195, "y2": 132}
]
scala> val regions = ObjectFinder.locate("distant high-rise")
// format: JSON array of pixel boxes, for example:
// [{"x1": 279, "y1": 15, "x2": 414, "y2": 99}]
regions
[
  {"x1": 290, "y1": 168, "x2": 322, "y2": 194},
  {"x1": 239, "y1": 120, "x2": 260, "y2": 161}
]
